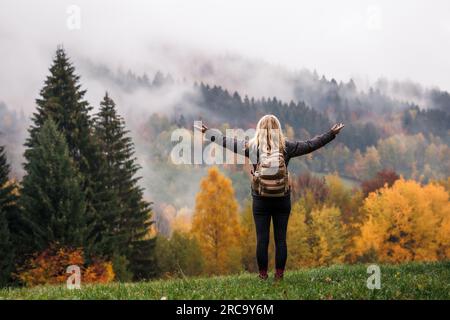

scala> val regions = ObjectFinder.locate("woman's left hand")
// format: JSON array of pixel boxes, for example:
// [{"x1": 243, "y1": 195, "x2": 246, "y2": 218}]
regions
[
  {"x1": 194, "y1": 122, "x2": 208, "y2": 133},
  {"x1": 331, "y1": 123, "x2": 345, "y2": 135}
]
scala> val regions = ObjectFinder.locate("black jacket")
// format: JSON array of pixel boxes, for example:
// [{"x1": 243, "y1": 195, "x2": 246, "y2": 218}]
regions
[
  {"x1": 205, "y1": 128, "x2": 336, "y2": 200},
  {"x1": 205, "y1": 128, "x2": 336, "y2": 167}
]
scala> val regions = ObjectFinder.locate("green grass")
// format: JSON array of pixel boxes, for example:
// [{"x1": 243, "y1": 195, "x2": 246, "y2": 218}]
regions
[{"x1": 1, "y1": 261, "x2": 448, "y2": 300}]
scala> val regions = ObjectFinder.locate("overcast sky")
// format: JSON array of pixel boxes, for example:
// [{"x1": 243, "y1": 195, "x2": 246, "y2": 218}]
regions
[{"x1": 1, "y1": 0, "x2": 450, "y2": 109}]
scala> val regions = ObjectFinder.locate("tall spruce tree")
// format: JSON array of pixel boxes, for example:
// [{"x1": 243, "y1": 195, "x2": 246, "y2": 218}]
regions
[
  {"x1": 94, "y1": 93, "x2": 155, "y2": 279},
  {"x1": 24, "y1": 47, "x2": 114, "y2": 255},
  {"x1": 0, "y1": 146, "x2": 17, "y2": 286},
  {"x1": 0, "y1": 211, "x2": 12, "y2": 286},
  {"x1": 25, "y1": 46, "x2": 92, "y2": 171},
  {"x1": 20, "y1": 119, "x2": 87, "y2": 251}
]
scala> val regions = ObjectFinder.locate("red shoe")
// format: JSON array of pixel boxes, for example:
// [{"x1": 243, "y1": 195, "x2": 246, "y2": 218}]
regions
[
  {"x1": 258, "y1": 270, "x2": 268, "y2": 280},
  {"x1": 274, "y1": 269, "x2": 284, "y2": 281}
]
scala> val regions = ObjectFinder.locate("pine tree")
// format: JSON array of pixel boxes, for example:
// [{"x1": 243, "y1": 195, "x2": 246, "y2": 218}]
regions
[
  {"x1": 25, "y1": 47, "x2": 92, "y2": 171},
  {"x1": 0, "y1": 146, "x2": 17, "y2": 286},
  {"x1": 192, "y1": 167, "x2": 242, "y2": 274},
  {"x1": 20, "y1": 119, "x2": 87, "y2": 251},
  {"x1": 24, "y1": 47, "x2": 115, "y2": 256},
  {"x1": 0, "y1": 211, "x2": 12, "y2": 286},
  {"x1": 94, "y1": 93, "x2": 155, "y2": 279}
]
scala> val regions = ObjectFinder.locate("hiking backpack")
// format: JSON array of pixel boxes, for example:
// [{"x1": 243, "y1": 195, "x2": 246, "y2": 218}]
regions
[{"x1": 251, "y1": 150, "x2": 290, "y2": 197}]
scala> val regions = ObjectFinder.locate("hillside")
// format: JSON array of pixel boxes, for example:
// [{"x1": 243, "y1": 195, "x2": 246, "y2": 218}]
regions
[{"x1": 1, "y1": 261, "x2": 448, "y2": 300}]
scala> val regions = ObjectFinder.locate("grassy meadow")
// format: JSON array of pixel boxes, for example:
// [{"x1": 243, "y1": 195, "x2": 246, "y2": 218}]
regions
[{"x1": 1, "y1": 261, "x2": 448, "y2": 300}]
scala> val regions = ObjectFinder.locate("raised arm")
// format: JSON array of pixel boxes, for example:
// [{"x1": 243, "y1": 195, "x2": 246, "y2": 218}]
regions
[
  {"x1": 287, "y1": 123, "x2": 344, "y2": 158},
  {"x1": 198, "y1": 124, "x2": 249, "y2": 157}
]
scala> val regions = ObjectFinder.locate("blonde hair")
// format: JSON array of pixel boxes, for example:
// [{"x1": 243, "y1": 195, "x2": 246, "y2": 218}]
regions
[{"x1": 249, "y1": 114, "x2": 286, "y2": 154}]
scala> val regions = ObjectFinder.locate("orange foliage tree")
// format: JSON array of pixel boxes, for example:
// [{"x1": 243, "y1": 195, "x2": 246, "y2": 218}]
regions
[
  {"x1": 16, "y1": 245, "x2": 115, "y2": 286},
  {"x1": 354, "y1": 179, "x2": 450, "y2": 262},
  {"x1": 192, "y1": 167, "x2": 242, "y2": 274}
]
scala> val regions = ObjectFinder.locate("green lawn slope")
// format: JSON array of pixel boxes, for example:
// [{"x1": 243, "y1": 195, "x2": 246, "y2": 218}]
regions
[{"x1": 1, "y1": 261, "x2": 448, "y2": 300}]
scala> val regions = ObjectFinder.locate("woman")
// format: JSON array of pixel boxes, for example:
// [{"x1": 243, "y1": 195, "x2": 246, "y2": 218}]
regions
[{"x1": 197, "y1": 115, "x2": 344, "y2": 280}]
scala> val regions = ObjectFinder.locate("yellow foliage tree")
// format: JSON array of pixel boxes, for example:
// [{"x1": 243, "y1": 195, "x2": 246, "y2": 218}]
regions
[
  {"x1": 325, "y1": 173, "x2": 352, "y2": 213},
  {"x1": 354, "y1": 179, "x2": 450, "y2": 262},
  {"x1": 240, "y1": 202, "x2": 257, "y2": 272},
  {"x1": 297, "y1": 189, "x2": 319, "y2": 215},
  {"x1": 325, "y1": 173, "x2": 364, "y2": 262},
  {"x1": 435, "y1": 177, "x2": 450, "y2": 194},
  {"x1": 192, "y1": 167, "x2": 242, "y2": 274},
  {"x1": 172, "y1": 207, "x2": 192, "y2": 234},
  {"x1": 287, "y1": 201, "x2": 313, "y2": 267},
  {"x1": 310, "y1": 206, "x2": 345, "y2": 265}
]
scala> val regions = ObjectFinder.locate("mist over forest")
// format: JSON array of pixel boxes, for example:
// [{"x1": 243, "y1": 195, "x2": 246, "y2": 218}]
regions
[
  {"x1": 0, "y1": 1, "x2": 449, "y2": 288},
  {"x1": 1, "y1": 45, "x2": 449, "y2": 237}
]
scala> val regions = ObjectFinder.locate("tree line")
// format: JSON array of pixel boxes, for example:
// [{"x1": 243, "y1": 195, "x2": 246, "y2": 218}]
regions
[
  {"x1": 154, "y1": 167, "x2": 449, "y2": 277},
  {"x1": 1, "y1": 46, "x2": 449, "y2": 285}
]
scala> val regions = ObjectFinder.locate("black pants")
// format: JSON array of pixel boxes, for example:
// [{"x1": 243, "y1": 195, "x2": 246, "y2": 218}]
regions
[{"x1": 252, "y1": 193, "x2": 291, "y2": 271}]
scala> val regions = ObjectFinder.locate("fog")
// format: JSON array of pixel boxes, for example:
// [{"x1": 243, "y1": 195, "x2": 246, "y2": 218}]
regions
[
  {"x1": 1, "y1": 0, "x2": 449, "y2": 210},
  {"x1": 1, "y1": 0, "x2": 450, "y2": 112}
]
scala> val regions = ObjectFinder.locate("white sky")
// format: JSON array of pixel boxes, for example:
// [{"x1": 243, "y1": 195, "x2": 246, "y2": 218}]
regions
[{"x1": 1, "y1": 0, "x2": 450, "y2": 107}]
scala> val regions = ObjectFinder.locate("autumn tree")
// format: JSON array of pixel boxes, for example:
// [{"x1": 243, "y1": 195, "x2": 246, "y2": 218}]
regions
[
  {"x1": 361, "y1": 169, "x2": 400, "y2": 197},
  {"x1": 354, "y1": 179, "x2": 450, "y2": 262},
  {"x1": 291, "y1": 173, "x2": 331, "y2": 233},
  {"x1": 290, "y1": 174, "x2": 361, "y2": 266},
  {"x1": 291, "y1": 172, "x2": 329, "y2": 207},
  {"x1": 20, "y1": 119, "x2": 87, "y2": 251},
  {"x1": 324, "y1": 173, "x2": 365, "y2": 261},
  {"x1": 434, "y1": 177, "x2": 450, "y2": 194},
  {"x1": 325, "y1": 173, "x2": 362, "y2": 224},
  {"x1": 16, "y1": 245, "x2": 115, "y2": 286},
  {"x1": 171, "y1": 207, "x2": 192, "y2": 234},
  {"x1": 240, "y1": 202, "x2": 257, "y2": 272},
  {"x1": 325, "y1": 174, "x2": 352, "y2": 209},
  {"x1": 310, "y1": 206, "x2": 345, "y2": 265},
  {"x1": 349, "y1": 146, "x2": 382, "y2": 181},
  {"x1": 192, "y1": 167, "x2": 242, "y2": 274},
  {"x1": 287, "y1": 202, "x2": 313, "y2": 267}
]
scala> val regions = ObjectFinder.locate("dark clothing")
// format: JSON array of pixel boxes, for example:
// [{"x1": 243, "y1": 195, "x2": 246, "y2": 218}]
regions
[
  {"x1": 283, "y1": 132, "x2": 336, "y2": 165},
  {"x1": 205, "y1": 128, "x2": 336, "y2": 271},
  {"x1": 205, "y1": 129, "x2": 336, "y2": 168},
  {"x1": 253, "y1": 194, "x2": 291, "y2": 270}
]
